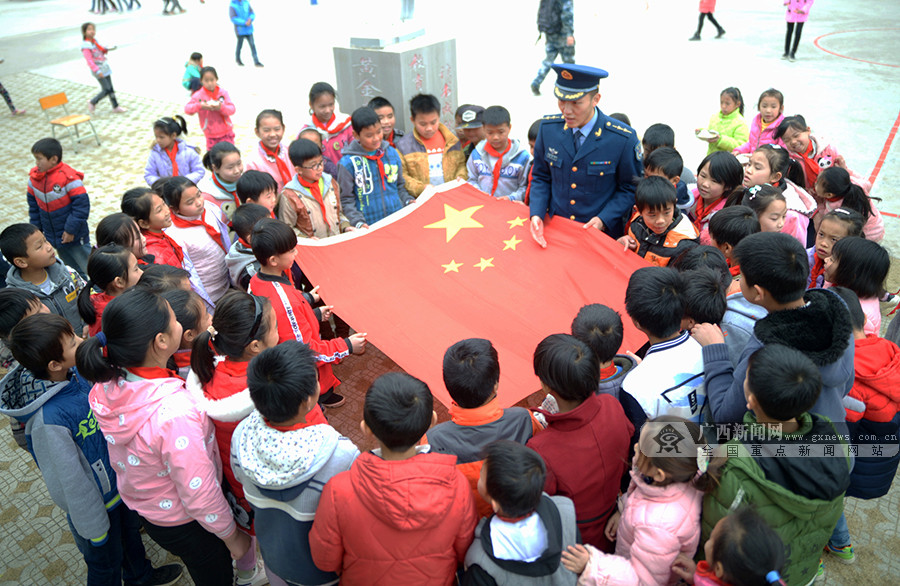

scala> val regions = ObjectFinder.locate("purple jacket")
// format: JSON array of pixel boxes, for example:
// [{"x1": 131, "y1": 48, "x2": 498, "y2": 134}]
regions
[
  {"x1": 785, "y1": 0, "x2": 814, "y2": 23},
  {"x1": 144, "y1": 139, "x2": 205, "y2": 186},
  {"x1": 734, "y1": 112, "x2": 786, "y2": 154}
]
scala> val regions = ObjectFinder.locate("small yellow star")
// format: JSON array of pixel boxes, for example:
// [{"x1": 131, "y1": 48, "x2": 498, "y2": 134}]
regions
[
  {"x1": 474, "y1": 257, "x2": 495, "y2": 272},
  {"x1": 507, "y1": 216, "x2": 527, "y2": 228},
  {"x1": 502, "y1": 235, "x2": 522, "y2": 251},
  {"x1": 441, "y1": 259, "x2": 463, "y2": 273},
  {"x1": 424, "y1": 204, "x2": 484, "y2": 242}
]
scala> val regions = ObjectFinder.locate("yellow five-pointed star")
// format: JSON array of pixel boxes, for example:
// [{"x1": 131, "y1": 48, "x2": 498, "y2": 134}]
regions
[
  {"x1": 507, "y1": 216, "x2": 527, "y2": 228},
  {"x1": 442, "y1": 259, "x2": 463, "y2": 273},
  {"x1": 424, "y1": 204, "x2": 484, "y2": 242},
  {"x1": 502, "y1": 235, "x2": 522, "y2": 251},
  {"x1": 474, "y1": 257, "x2": 495, "y2": 272}
]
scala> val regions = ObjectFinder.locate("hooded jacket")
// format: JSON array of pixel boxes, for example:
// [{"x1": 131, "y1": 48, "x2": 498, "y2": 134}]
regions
[
  {"x1": 224, "y1": 239, "x2": 259, "y2": 290},
  {"x1": 229, "y1": 0, "x2": 255, "y2": 35},
  {"x1": 703, "y1": 288, "x2": 854, "y2": 424},
  {"x1": 309, "y1": 448, "x2": 478, "y2": 585},
  {"x1": 5, "y1": 258, "x2": 85, "y2": 331},
  {"x1": 466, "y1": 139, "x2": 532, "y2": 202},
  {"x1": 462, "y1": 495, "x2": 578, "y2": 586},
  {"x1": 144, "y1": 139, "x2": 205, "y2": 186},
  {"x1": 733, "y1": 112, "x2": 786, "y2": 154},
  {"x1": 395, "y1": 123, "x2": 468, "y2": 198},
  {"x1": 701, "y1": 411, "x2": 850, "y2": 586},
  {"x1": 87, "y1": 371, "x2": 235, "y2": 538},
  {"x1": 721, "y1": 291, "x2": 768, "y2": 367},
  {"x1": 779, "y1": 179, "x2": 816, "y2": 245},
  {"x1": 0, "y1": 366, "x2": 117, "y2": 544},
  {"x1": 842, "y1": 335, "x2": 900, "y2": 499},
  {"x1": 27, "y1": 161, "x2": 91, "y2": 248},
  {"x1": 337, "y1": 139, "x2": 413, "y2": 227},
  {"x1": 232, "y1": 412, "x2": 359, "y2": 585},
  {"x1": 791, "y1": 133, "x2": 871, "y2": 194},
  {"x1": 280, "y1": 172, "x2": 349, "y2": 238},
  {"x1": 575, "y1": 470, "x2": 702, "y2": 586},
  {"x1": 185, "y1": 86, "x2": 236, "y2": 140}
]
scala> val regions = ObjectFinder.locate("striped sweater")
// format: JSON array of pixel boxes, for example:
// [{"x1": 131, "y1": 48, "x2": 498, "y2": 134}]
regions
[{"x1": 27, "y1": 162, "x2": 91, "y2": 247}]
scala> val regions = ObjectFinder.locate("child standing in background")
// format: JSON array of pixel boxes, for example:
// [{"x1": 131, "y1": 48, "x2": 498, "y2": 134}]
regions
[
  {"x1": 689, "y1": 0, "x2": 725, "y2": 41},
  {"x1": 144, "y1": 116, "x2": 205, "y2": 186},
  {"x1": 298, "y1": 82, "x2": 353, "y2": 166},
  {"x1": 182, "y1": 52, "x2": 202, "y2": 93},
  {"x1": 81, "y1": 22, "x2": 126, "y2": 113},
  {"x1": 699, "y1": 87, "x2": 749, "y2": 155},
  {"x1": 784, "y1": 1, "x2": 815, "y2": 61},
  {"x1": 185, "y1": 67, "x2": 236, "y2": 150}
]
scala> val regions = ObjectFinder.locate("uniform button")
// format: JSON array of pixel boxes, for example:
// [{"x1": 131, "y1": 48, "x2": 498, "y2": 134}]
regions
[
  {"x1": 572, "y1": 166, "x2": 577, "y2": 172},
  {"x1": 570, "y1": 199, "x2": 576, "y2": 205},
  {"x1": 600, "y1": 172, "x2": 604, "y2": 176},
  {"x1": 571, "y1": 183, "x2": 577, "y2": 189},
  {"x1": 570, "y1": 215, "x2": 576, "y2": 220}
]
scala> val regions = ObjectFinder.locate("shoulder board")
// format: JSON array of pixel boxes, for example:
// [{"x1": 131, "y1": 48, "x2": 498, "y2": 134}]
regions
[
  {"x1": 603, "y1": 120, "x2": 634, "y2": 136},
  {"x1": 542, "y1": 114, "x2": 564, "y2": 121}
]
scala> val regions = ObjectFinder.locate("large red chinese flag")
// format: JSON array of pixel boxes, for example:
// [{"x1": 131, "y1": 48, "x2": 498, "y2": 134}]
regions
[{"x1": 295, "y1": 182, "x2": 649, "y2": 407}]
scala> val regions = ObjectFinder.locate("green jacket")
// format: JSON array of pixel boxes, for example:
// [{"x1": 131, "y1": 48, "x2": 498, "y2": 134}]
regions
[
  {"x1": 706, "y1": 109, "x2": 749, "y2": 154},
  {"x1": 701, "y1": 412, "x2": 850, "y2": 586}
]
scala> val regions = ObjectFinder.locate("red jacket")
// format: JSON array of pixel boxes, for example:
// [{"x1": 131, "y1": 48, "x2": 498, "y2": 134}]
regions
[
  {"x1": 309, "y1": 450, "x2": 478, "y2": 585},
  {"x1": 143, "y1": 230, "x2": 184, "y2": 268},
  {"x1": 527, "y1": 393, "x2": 633, "y2": 551},
  {"x1": 845, "y1": 335, "x2": 900, "y2": 423},
  {"x1": 88, "y1": 292, "x2": 114, "y2": 337},
  {"x1": 249, "y1": 271, "x2": 351, "y2": 392}
]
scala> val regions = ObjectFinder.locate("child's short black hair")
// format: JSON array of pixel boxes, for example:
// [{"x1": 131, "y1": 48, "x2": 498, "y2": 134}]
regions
[
  {"x1": 236, "y1": 170, "x2": 278, "y2": 204},
  {"x1": 0, "y1": 223, "x2": 40, "y2": 264},
  {"x1": 251, "y1": 218, "x2": 297, "y2": 264},
  {"x1": 634, "y1": 176, "x2": 677, "y2": 212},
  {"x1": 0, "y1": 289, "x2": 42, "y2": 340},
  {"x1": 31, "y1": 137, "x2": 63, "y2": 162},
  {"x1": 710, "y1": 507, "x2": 786, "y2": 586},
  {"x1": 367, "y1": 96, "x2": 393, "y2": 111},
  {"x1": 482, "y1": 441, "x2": 546, "y2": 517},
  {"x1": 533, "y1": 333, "x2": 599, "y2": 402},
  {"x1": 828, "y1": 286, "x2": 866, "y2": 332},
  {"x1": 644, "y1": 147, "x2": 683, "y2": 180},
  {"x1": 709, "y1": 205, "x2": 760, "y2": 248},
  {"x1": 682, "y1": 268, "x2": 727, "y2": 324},
  {"x1": 409, "y1": 94, "x2": 441, "y2": 118},
  {"x1": 746, "y1": 344, "x2": 821, "y2": 421},
  {"x1": 829, "y1": 237, "x2": 889, "y2": 299},
  {"x1": 442, "y1": 338, "x2": 501, "y2": 409},
  {"x1": 8, "y1": 313, "x2": 73, "y2": 380},
  {"x1": 137, "y1": 264, "x2": 190, "y2": 293},
  {"x1": 96, "y1": 213, "x2": 141, "y2": 250},
  {"x1": 156, "y1": 176, "x2": 197, "y2": 210},
  {"x1": 190, "y1": 51, "x2": 203, "y2": 61},
  {"x1": 670, "y1": 245, "x2": 732, "y2": 291},
  {"x1": 625, "y1": 267, "x2": 685, "y2": 339},
  {"x1": 528, "y1": 120, "x2": 541, "y2": 142},
  {"x1": 351, "y1": 106, "x2": 381, "y2": 134},
  {"x1": 247, "y1": 341, "x2": 319, "y2": 424},
  {"x1": 571, "y1": 304, "x2": 623, "y2": 364},
  {"x1": 483, "y1": 106, "x2": 511, "y2": 127},
  {"x1": 642, "y1": 123, "x2": 675, "y2": 152},
  {"x1": 734, "y1": 232, "x2": 808, "y2": 304},
  {"x1": 309, "y1": 81, "x2": 336, "y2": 104},
  {"x1": 364, "y1": 372, "x2": 434, "y2": 451},
  {"x1": 288, "y1": 138, "x2": 322, "y2": 168},
  {"x1": 609, "y1": 112, "x2": 631, "y2": 126},
  {"x1": 774, "y1": 114, "x2": 807, "y2": 141},
  {"x1": 232, "y1": 203, "x2": 271, "y2": 242}
]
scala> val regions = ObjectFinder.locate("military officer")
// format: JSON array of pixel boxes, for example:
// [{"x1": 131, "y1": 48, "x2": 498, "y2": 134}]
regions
[{"x1": 529, "y1": 64, "x2": 643, "y2": 247}]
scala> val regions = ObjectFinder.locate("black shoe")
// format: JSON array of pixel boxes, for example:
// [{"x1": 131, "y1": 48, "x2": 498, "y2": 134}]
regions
[
  {"x1": 319, "y1": 392, "x2": 346, "y2": 409},
  {"x1": 689, "y1": 33, "x2": 701, "y2": 41},
  {"x1": 530, "y1": 82, "x2": 541, "y2": 96},
  {"x1": 236, "y1": 60, "x2": 245, "y2": 66},
  {"x1": 127, "y1": 564, "x2": 183, "y2": 586},
  {"x1": 254, "y1": 62, "x2": 265, "y2": 68},
  {"x1": 781, "y1": 52, "x2": 789, "y2": 60},
  {"x1": 715, "y1": 29, "x2": 726, "y2": 38},
  {"x1": 789, "y1": 53, "x2": 796, "y2": 62}
]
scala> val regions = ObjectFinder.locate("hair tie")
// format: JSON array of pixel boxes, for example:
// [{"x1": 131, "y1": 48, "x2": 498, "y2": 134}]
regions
[
  {"x1": 207, "y1": 337, "x2": 217, "y2": 355},
  {"x1": 771, "y1": 144, "x2": 783, "y2": 149},
  {"x1": 695, "y1": 446, "x2": 710, "y2": 479},
  {"x1": 766, "y1": 570, "x2": 784, "y2": 584},
  {"x1": 95, "y1": 331, "x2": 108, "y2": 357},
  {"x1": 747, "y1": 185, "x2": 761, "y2": 199},
  {"x1": 207, "y1": 325, "x2": 218, "y2": 340},
  {"x1": 834, "y1": 207, "x2": 851, "y2": 215}
]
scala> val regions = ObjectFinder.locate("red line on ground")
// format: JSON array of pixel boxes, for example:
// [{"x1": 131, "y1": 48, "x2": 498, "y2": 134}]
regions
[
  {"x1": 813, "y1": 29, "x2": 900, "y2": 68},
  {"x1": 869, "y1": 108, "x2": 900, "y2": 186}
]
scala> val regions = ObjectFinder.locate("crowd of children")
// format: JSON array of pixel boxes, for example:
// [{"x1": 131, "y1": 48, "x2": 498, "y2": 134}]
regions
[{"x1": 1, "y1": 62, "x2": 899, "y2": 586}]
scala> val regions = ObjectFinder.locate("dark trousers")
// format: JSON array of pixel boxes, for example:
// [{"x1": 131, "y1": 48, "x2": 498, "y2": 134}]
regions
[
  {"x1": 91, "y1": 75, "x2": 119, "y2": 108},
  {"x1": 140, "y1": 517, "x2": 233, "y2": 586},
  {"x1": 0, "y1": 81, "x2": 16, "y2": 112},
  {"x1": 67, "y1": 503, "x2": 153, "y2": 586},
  {"x1": 235, "y1": 34, "x2": 260, "y2": 65},
  {"x1": 785, "y1": 22, "x2": 804, "y2": 55},
  {"x1": 696, "y1": 12, "x2": 724, "y2": 34}
]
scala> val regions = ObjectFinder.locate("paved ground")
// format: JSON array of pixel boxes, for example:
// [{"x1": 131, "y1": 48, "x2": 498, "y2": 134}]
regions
[{"x1": 0, "y1": 0, "x2": 898, "y2": 584}]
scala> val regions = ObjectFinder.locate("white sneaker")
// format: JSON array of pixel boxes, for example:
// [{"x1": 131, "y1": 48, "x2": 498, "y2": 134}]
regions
[{"x1": 235, "y1": 559, "x2": 268, "y2": 586}]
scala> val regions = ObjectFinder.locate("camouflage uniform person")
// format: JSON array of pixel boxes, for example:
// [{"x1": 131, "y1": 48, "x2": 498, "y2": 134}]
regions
[{"x1": 532, "y1": 0, "x2": 574, "y2": 96}]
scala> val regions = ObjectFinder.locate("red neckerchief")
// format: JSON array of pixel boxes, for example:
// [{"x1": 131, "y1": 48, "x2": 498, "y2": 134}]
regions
[
  {"x1": 170, "y1": 211, "x2": 227, "y2": 252},
  {"x1": 693, "y1": 197, "x2": 722, "y2": 229},
  {"x1": 495, "y1": 511, "x2": 534, "y2": 524},
  {"x1": 173, "y1": 350, "x2": 191, "y2": 369},
  {"x1": 199, "y1": 85, "x2": 221, "y2": 102},
  {"x1": 88, "y1": 38, "x2": 108, "y2": 53},
  {"x1": 144, "y1": 229, "x2": 185, "y2": 264},
  {"x1": 799, "y1": 140, "x2": 820, "y2": 187},
  {"x1": 211, "y1": 173, "x2": 241, "y2": 210},
  {"x1": 363, "y1": 149, "x2": 388, "y2": 190},
  {"x1": 809, "y1": 255, "x2": 825, "y2": 288},
  {"x1": 484, "y1": 140, "x2": 512, "y2": 196},
  {"x1": 260, "y1": 142, "x2": 292, "y2": 186},
  {"x1": 265, "y1": 419, "x2": 320, "y2": 432},
  {"x1": 729, "y1": 263, "x2": 741, "y2": 277},
  {"x1": 599, "y1": 363, "x2": 618, "y2": 380},
  {"x1": 165, "y1": 143, "x2": 179, "y2": 176},
  {"x1": 312, "y1": 113, "x2": 351, "y2": 136},
  {"x1": 128, "y1": 366, "x2": 179, "y2": 380},
  {"x1": 695, "y1": 562, "x2": 730, "y2": 586},
  {"x1": 297, "y1": 175, "x2": 330, "y2": 224},
  {"x1": 385, "y1": 130, "x2": 395, "y2": 147}
]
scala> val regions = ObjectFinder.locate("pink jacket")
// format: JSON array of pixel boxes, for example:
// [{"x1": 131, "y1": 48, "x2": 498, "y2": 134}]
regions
[
  {"x1": 785, "y1": 0, "x2": 814, "y2": 23},
  {"x1": 577, "y1": 471, "x2": 703, "y2": 586},
  {"x1": 185, "y1": 86, "x2": 236, "y2": 139},
  {"x1": 244, "y1": 141, "x2": 294, "y2": 192},
  {"x1": 298, "y1": 114, "x2": 354, "y2": 166},
  {"x1": 733, "y1": 113, "x2": 786, "y2": 154},
  {"x1": 699, "y1": 0, "x2": 716, "y2": 13},
  {"x1": 88, "y1": 372, "x2": 235, "y2": 538},
  {"x1": 821, "y1": 195, "x2": 885, "y2": 242},
  {"x1": 794, "y1": 134, "x2": 872, "y2": 194},
  {"x1": 780, "y1": 179, "x2": 816, "y2": 244}
]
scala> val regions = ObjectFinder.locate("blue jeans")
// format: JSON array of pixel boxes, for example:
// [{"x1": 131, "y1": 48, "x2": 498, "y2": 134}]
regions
[
  {"x1": 829, "y1": 512, "x2": 851, "y2": 548},
  {"x1": 57, "y1": 242, "x2": 91, "y2": 278},
  {"x1": 235, "y1": 34, "x2": 260, "y2": 65},
  {"x1": 67, "y1": 503, "x2": 153, "y2": 586}
]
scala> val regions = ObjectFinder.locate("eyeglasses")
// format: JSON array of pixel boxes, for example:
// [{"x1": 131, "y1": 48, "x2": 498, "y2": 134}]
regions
[{"x1": 301, "y1": 161, "x2": 324, "y2": 170}]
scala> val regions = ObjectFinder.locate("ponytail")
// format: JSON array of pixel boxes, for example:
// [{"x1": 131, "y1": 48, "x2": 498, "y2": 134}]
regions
[
  {"x1": 152, "y1": 115, "x2": 188, "y2": 137},
  {"x1": 190, "y1": 290, "x2": 272, "y2": 384},
  {"x1": 121, "y1": 187, "x2": 155, "y2": 224},
  {"x1": 202, "y1": 141, "x2": 240, "y2": 171},
  {"x1": 709, "y1": 507, "x2": 786, "y2": 586},
  {"x1": 819, "y1": 166, "x2": 872, "y2": 221},
  {"x1": 76, "y1": 288, "x2": 171, "y2": 383},
  {"x1": 77, "y1": 244, "x2": 133, "y2": 326}
]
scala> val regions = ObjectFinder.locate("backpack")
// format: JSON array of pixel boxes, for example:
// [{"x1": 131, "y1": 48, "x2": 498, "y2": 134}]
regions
[{"x1": 537, "y1": 0, "x2": 562, "y2": 34}]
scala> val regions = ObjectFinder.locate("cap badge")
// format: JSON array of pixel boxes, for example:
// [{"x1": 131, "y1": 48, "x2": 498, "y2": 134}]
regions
[{"x1": 560, "y1": 70, "x2": 573, "y2": 80}]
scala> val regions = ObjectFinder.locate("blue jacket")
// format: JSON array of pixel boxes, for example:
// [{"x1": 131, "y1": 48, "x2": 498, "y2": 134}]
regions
[
  {"x1": 27, "y1": 162, "x2": 91, "y2": 248},
  {"x1": 337, "y1": 139, "x2": 413, "y2": 227},
  {"x1": 229, "y1": 0, "x2": 255, "y2": 35},
  {"x1": 0, "y1": 365, "x2": 118, "y2": 544},
  {"x1": 529, "y1": 108, "x2": 643, "y2": 239}
]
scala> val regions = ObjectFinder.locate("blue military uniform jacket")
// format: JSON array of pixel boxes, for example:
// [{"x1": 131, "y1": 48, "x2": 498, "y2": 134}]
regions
[{"x1": 529, "y1": 107, "x2": 643, "y2": 238}]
